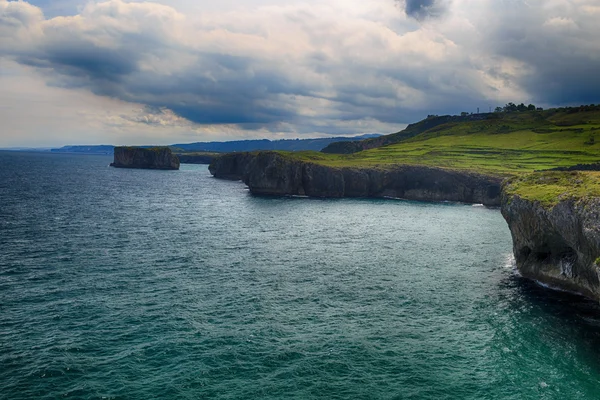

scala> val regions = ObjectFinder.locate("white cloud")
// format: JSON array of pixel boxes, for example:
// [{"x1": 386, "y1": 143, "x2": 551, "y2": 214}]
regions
[{"x1": 543, "y1": 16, "x2": 578, "y2": 30}]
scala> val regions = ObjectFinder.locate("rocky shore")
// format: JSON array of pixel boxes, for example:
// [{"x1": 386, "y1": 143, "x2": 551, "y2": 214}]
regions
[
  {"x1": 110, "y1": 147, "x2": 180, "y2": 170},
  {"x1": 209, "y1": 151, "x2": 503, "y2": 206},
  {"x1": 211, "y1": 152, "x2": 600, "y2": 301},
  {"x1": 501, "y1": 173, "x2": 600, "y2": 300}
]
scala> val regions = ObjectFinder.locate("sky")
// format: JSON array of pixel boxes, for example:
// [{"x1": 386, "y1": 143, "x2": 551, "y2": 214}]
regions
[{"x1": 1, "y1": 0, "x2": 600, "y2": 147}]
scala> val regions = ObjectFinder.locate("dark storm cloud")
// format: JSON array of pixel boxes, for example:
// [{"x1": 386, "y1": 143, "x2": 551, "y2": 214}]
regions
[
  {"x1": 5, "y1": 0, "x2": 600, "y2": 140},
  {"x1": 402, "y1": 0, "x2": 448, "y2": 20},
  {"x1": 0, "y1": 1, "x2": 299, "y2": 128},
  {"x1": 476, "y1": 1, "x2": 600, "y2": 106},
  {"x1": 33, "y1": 44, "x2": 137, "y2": 79},
  {"x1": 503, "y1": 46, "x2": 600, "y2": 106},
  {"x1": 0, "y1": 0, "x2": 498, "y2": 136},
  {"x1": 4, "y1": 22, "x2": 416, "y2": 130},
  {"x1": 84, "y1": 53, "x2": 301, "y2": 126},
  {"x1": 97, "y1": 52, "x2": 305, "y2": 125}
]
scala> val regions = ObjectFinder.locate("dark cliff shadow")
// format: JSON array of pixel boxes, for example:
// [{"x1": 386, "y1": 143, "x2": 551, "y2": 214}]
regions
[
  {"x1": 246, "y1": 191, "x2": 497, "y2": 209},
  {"x1": 502, "y1": 273, "x2": 600, "y2": 370}
]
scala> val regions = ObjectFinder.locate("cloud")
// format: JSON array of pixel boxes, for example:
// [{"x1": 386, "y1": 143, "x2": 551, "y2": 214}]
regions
[
  {"x1": 464, "y1": 0, "x2": 600, "y2": 106},
  {"x1": 0, "y1": 0, "x2": 44, "y2": 52},
  {"x1": 403, "y1": 0, "x2": 449, "y2": 20},
  {"x1": 1, "y1": 0, "x2": 600, "y2": 146},
  {"x1": 2, "y1": 0, "x2": 494, "y2": 136}
]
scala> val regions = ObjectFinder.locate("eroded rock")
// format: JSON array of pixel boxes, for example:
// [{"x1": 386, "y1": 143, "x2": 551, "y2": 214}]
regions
[
  {"x1": 209, "y1": 151, "x2": 502, "y2": 206},
  {"x1": 501, "y1": 193, "x2": 600, "y2": 300},
  {"x1": 110, "y1": 147, "x2": 179, "y2": 170}
]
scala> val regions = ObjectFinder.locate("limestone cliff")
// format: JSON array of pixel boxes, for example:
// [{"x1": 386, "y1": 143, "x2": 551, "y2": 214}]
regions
[
  {"x1": 209, "y1": 152, "x2": 600, "y2": 301},
  {"x1": 177, "y1": 153, "x2": 217, "y2": 165},
  {"x1": 209, "y1": 152, "x2": 256, "y2": 180},
  {"x1": 501, "y1": 174, "x2": 600, "y2": 300},
  {"x1": 209, "y1": 152, "x2": 502, "y2": 205},
  {"x1": 110, "y1": 147, "x2": 180, "y2": 170}
]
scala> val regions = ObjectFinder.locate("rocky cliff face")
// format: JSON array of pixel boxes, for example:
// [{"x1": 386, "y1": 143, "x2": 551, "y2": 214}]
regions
[
  {"x1": 111, "y1": 147, "x2": 180, "y2": 170},
  {"x1": 209, "y1": 152, "x2": 502, "y2": 205},
  {"x1": 209, "y1": 152, "x2": 257, "y2": 180},
  {"x1": 177, "y1": 153, "x2": 217, "y2": 165},
  {"x1": 501, "y1": 193, "x2": 600, "y2": 300},
  {"x1": 211, "y1": 151, "x2": 600, "y2": 300}
]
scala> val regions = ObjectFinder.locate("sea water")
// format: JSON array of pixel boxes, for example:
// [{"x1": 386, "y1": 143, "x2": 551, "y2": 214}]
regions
[{"x1": 2, "y1": 151, "x2": 600, "y2": 399}]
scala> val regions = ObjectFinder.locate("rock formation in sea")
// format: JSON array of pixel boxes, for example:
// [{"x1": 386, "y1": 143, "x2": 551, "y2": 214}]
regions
[
  {"x1": 209, "y1": 151, "x2": 502, "y2": 206},
  {"x1": 502, "y1": 186, "x2": 600, "y2": 300},
  {"x1": 110, "y1": 147, "x2": 180, "y2": 170}
]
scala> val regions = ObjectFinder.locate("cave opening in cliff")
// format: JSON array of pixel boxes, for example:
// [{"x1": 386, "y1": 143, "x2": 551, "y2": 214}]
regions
[{"x1": 530, "y1": 242, "x2": 577, "y2": 268}]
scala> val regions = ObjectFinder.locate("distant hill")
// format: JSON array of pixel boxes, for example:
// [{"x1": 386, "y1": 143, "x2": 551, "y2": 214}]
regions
[
  {"x1": 50, "y1": 145, "x2": 115, "y2": 155},
  {"x1": 170, "y1": 134, "x2": 381, "y2": 153},
  {"x1": 50, "y1": 134, "x2": 381, "y2": 155},
  {"x1": 0, "y1": 147, "x2": 53, "y2": 152}
]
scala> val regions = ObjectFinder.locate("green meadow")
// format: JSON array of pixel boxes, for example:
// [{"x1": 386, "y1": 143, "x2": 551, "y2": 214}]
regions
[
  {"x1": 278, "y1": 107, "x2": 600, "y2": 177},
  {"x1": 504, "y1": 171, "x2": 600, "y2": 207}
]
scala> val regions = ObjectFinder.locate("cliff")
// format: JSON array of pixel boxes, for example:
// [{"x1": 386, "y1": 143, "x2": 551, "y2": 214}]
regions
[
  {"x1": 177, "y1": 152, "x2": 218, "y2": 165},
  {"x1": 110, "y1": 147, "x2": 180, "y2": 170},
  {"x1": 209, "y1": 152, "x2": 257, "y2": 180},
  {"x1": 210, "y1": 152, "x2": 600, "y2": 300},
  {"x1": 209, "y1": 152, "x2": 502, "y2": 205},
  {"x1": 501, "y1": 172, "x2": 600, "y2": 300}
]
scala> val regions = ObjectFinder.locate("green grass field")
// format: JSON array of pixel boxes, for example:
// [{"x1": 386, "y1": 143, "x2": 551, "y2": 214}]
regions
[
  {"x1": 278, "y1": 107, "x2": 600, "y2": 178},
  {"x1": 504, "y1": 171, "x2": 600, "y2": 207}
]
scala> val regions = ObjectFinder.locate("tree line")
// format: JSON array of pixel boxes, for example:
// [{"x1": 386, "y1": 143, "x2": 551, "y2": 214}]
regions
[{"x1": 495, "y1": 103, "x2": 541, "y2": 113}]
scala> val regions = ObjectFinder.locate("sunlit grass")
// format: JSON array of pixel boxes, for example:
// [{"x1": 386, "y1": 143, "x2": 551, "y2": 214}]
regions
[
  {"x1": 275, "y1": 109, "x2": 600, "y2": 178},
  {"x1": 504, "y1": 171, "x2": 600, "y2": 207}
]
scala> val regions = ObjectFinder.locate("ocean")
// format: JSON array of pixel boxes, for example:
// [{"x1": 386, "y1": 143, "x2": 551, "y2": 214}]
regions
[{"x1": 2, "y1": 151, "x2": 600, "y2": 399}]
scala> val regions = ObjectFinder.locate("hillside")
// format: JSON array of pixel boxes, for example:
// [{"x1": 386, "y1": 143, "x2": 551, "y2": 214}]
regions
[
  {"x1": 283, "y1": 106, "x2": 600, "y2": 176},
  {"x1": 321, "y1": 114, "x2": 474, "y2": 154}
]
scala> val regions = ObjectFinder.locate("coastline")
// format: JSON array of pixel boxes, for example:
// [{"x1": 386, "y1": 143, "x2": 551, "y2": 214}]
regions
[
  {"x1": 210, "y1": 152, "x2": 600, "y2": 302},
  {"x1": 209, "y1": 151, "x2": 503, "y2": 206}
]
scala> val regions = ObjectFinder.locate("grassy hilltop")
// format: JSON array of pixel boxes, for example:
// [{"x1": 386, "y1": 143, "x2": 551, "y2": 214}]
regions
[
  {"x1": 503, "y1": 171, "x2": 600, "y2": 207},
  {"x1": 276, "y1": 105, "x2": 600, "y2": 177}
]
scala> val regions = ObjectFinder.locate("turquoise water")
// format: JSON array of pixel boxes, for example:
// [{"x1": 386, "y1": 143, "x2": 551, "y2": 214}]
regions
[{"x1": 2, "y1": 152, "x2": 600, "y2": 399}]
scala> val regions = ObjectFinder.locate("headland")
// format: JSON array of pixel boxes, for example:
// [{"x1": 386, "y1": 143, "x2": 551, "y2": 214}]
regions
[{"x1": 209, "y1": 105, "x2": 600, "y2": 300}]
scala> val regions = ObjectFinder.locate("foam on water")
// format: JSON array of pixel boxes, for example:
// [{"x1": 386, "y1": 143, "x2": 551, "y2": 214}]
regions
[{"x1": 533, "y1": 279, "x2": 587, "y2": 298}]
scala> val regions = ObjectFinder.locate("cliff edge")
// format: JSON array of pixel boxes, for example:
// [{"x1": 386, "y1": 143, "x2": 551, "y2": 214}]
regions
[
  {"x1": 211, "y1": 152, "x2": 600, "y2": 300},
  {"x1": 501, "y1": 172, "x2": 600, "y2": 300},
  {"x1": 110, "y1": 147, "x2": 180, "y2": 170},
  {"x1": 177, "y1": 152, "x2": 218, "y2": 165},
  {"x1": 209, "y1": 151, "x2": 502, "y2": 205}
]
